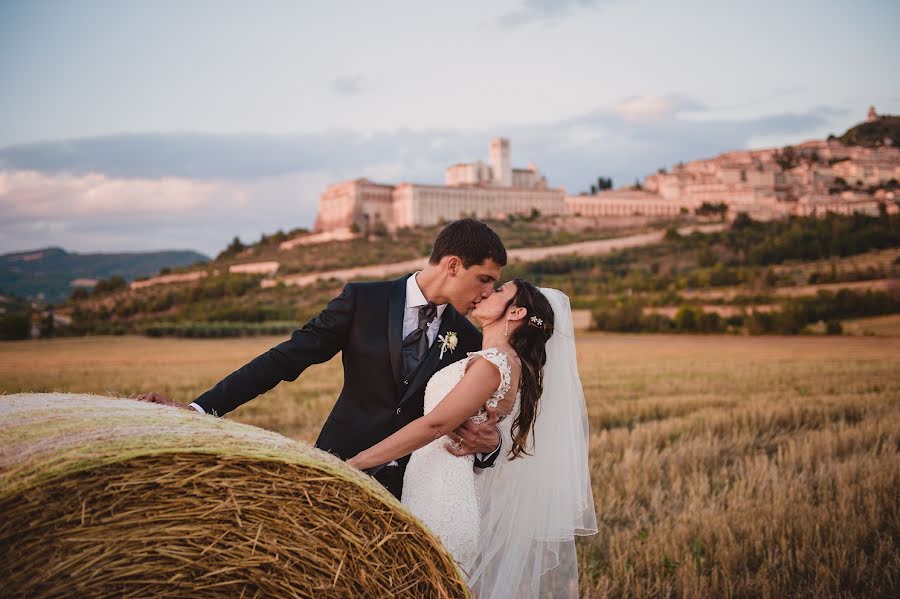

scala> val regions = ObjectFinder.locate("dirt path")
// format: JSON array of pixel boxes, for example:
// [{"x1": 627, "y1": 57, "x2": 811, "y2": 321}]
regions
[
  {"x1": 681, "y1": 277, "x2": 900, "y2": 301},
  {"x1": 267, "y1": 223, "x2": 728, "y2": 289}
]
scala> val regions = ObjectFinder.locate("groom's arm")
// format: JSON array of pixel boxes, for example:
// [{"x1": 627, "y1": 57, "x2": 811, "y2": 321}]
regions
[{"x1": 192, "y1": 283, "x2": 356, "y2": 416}]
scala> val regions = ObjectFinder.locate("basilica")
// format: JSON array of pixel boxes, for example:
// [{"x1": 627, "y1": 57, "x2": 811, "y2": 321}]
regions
[{"x1": 313, "y1": 138, "x2": 566, "y2": 233}]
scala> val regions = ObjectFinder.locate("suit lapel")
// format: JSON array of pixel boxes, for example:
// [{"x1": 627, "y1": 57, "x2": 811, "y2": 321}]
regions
[
  {"x1": 387, "y1": 275, "x2": 408, "y2": 391},
  {"x1": 399, "y1": 305, "x2": 459, "y2": 406}
]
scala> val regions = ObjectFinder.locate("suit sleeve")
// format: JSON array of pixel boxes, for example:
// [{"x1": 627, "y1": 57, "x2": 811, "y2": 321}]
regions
[
  {"x1": 193, "y1": 283, "x2": 355, "y2": 416},
  {"x1": 474, "y1": 431, "x2": 503, "y2": 468}
]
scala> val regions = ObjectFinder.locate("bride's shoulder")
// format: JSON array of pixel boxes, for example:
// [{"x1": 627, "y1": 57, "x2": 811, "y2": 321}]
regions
[
  {"x1": 475, "y1": 346, "x2": 520, "y2": 365},
  {"x1": 466, "y1": 347, "x2": 520, "y2": 378}
]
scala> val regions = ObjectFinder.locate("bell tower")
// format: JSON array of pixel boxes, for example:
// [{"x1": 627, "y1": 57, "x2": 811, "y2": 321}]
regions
[
  {"x1": 490, "y1": 138, "x2": 512, "y2": 187},
  {"x1": 867, "y1": 106, "x2": 878, "y2": 123}
]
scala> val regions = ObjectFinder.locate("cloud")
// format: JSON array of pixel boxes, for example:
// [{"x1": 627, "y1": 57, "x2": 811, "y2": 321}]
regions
[
  {"x1": 496, "y1": 0, "x2": 602, "y2": 29},
  {"x1": 0, "y1": 101, "x2": 844, "y2": 254},
  {"x1": 331, "y1": 76, "x2": 365, "y2": 96},
  {"x1": 0, "y1": 169, "x2": 331, "y2": 255},
  {"x1": 0, "y1": 129, "x2": 471, "y2": 182},
  {"x1": 613, "y1": 94, "x2": 706, "y2": 122}
]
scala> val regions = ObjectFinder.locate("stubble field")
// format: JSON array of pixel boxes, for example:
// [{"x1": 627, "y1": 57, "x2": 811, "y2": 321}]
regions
[{"x1": 1, "y1": 333, "x2": 897, "y2": 598}]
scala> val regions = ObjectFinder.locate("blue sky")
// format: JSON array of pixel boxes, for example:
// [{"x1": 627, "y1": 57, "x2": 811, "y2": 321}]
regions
[{"x1": 1, "y1": 0, "x2": 898, "y2": 255}]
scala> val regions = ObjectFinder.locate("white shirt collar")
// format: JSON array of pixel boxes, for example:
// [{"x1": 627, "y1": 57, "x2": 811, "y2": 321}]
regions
[{"x1": 407, "y1": 272, "x2": 448, "y2": 317}]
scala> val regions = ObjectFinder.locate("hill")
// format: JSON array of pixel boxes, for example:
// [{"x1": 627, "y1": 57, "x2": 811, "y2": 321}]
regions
[
  {"x1": 838, "y1": 114, "x2": 900, "y2": 147},
  {"x1": 1, "y1": 247, "x2": 209, "y2": 303},
  {"x1": 49, "y1": 211, "x2": 900, "y2": 338},
  {"x1": 209, "y1": 215, "x2": 647, "y2": 276}
]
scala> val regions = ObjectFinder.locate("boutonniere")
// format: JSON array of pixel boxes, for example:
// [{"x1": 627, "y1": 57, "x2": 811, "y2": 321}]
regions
[{"x1": 438, "y1": 331, "x2": 458, "y2": 360}]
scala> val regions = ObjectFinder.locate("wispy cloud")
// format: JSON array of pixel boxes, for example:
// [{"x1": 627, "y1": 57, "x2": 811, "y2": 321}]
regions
[
  {"x1": 331, "y1": 75, "x2": 366, "y2": 96},
  {"x1": 613, "y1": 94, "x2": 706, "y2": 122},
  {"x1": 496, "y1": 0, "x2": 604, "y2": 29}
]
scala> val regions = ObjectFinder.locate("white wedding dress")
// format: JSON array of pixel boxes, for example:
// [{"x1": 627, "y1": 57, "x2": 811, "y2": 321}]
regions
[{"x1": 401, "y1": 348, "x2": 519, "y2": 567}]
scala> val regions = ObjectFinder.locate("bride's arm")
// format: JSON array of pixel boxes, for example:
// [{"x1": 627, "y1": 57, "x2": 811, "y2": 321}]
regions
[{"x1": 346, "y1": 358, "x2": 501, "y2": 470}]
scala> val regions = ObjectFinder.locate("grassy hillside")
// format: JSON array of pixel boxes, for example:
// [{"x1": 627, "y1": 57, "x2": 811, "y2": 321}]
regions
[
  {"x1": 1, "y1": 247, "x2": 209, "y2": 303},
  {"x1": 210, "y1": 215, "x2": 651, "y2": 275},
  {"x1": 23, "y1": 211, "x2": 900, "y2": 338},
  {"x1": 503, "y1": 212, "x2": 900, "y2": 334}
]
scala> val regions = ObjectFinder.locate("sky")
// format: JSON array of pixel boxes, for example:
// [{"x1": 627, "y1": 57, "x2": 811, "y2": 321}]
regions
[{"x1": 1, "y1": 0, "x2": 899, "y2": 256}]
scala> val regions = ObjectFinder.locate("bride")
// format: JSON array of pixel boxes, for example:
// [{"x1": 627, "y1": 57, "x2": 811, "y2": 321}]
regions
[{"x1": 347, "y1": 280, "x2": 597, "y2": 597}]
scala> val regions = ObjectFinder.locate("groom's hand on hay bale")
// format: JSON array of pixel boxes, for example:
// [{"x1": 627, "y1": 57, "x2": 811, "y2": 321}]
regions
[
  {"x1": 446, "y1": 406, "x2": 500, "y2": 456},
  {"x1": 133, "y1": 392, "x2": 193, "y2": 411}
]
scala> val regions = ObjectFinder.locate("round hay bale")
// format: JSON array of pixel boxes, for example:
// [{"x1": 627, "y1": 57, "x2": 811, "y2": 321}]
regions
[{"x1": 0, "y1": 393, "x2": 469, "y2": 598}]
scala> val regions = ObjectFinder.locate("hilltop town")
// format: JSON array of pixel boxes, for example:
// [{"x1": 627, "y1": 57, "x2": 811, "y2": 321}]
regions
[{"x1": 312, "y1": 107, "x2": 900, "y2": 237}]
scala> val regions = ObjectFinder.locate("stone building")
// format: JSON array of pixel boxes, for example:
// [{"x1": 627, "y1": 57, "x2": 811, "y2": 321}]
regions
[
  {"x1": 565, "y1": 116, "x2": 899, "y2": 222},
  {"x1": 313, "y1": 111, "x2": 899, "y2": 233},
  {"x1": 313, "y1": 138, "x2": 565, "y2": 233}
]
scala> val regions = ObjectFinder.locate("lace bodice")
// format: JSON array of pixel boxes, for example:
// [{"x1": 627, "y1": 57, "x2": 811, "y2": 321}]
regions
[
  {"x1": 402, "y1": 348, "x2": 521, "y2": 567},
  {"x1": 422, "y1": 347, "x2": 521, "y2": 422}
]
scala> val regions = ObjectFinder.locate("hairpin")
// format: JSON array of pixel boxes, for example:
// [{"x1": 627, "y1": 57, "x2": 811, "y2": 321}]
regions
[{"x1": 529, "y1": 315, "x2": 543, "y2": 327}]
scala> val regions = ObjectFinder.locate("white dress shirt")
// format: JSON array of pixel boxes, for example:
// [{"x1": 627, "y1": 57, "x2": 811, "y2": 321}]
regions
[{"x1": 403, "y1": 271, "x2": 447, "y2": 345}]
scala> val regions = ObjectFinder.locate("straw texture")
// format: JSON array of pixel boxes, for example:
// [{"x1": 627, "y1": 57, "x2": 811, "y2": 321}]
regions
[{"x1": 0, "y1": 393, "x2": 469, "y2": 598}]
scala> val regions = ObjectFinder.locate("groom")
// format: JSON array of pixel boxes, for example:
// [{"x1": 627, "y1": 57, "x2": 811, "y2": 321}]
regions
[{"x1": 145, "y1": 219, "x2": 507, "y2": 499}]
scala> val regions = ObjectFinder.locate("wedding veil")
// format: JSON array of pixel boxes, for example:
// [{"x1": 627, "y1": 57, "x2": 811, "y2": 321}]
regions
[{"x1": 465, "y1": 287, "x2": 598, "y2": 598}]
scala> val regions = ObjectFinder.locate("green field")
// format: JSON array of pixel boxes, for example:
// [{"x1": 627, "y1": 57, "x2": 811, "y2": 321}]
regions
[{"x1": 1, "y1": 333, "x2": 898, "y2": 598}]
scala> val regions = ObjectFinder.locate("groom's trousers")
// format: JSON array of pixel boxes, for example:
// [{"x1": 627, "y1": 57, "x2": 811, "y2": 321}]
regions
[{"x1": 374, "y1": 465, "x2": 405, "y2": 500}]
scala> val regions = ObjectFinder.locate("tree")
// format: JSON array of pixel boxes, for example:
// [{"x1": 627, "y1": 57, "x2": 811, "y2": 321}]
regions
[
  {"x1": 227, "y1": 236, "x2": 245, "y2": 254},
  {"x1": 217, "y1": 236, "x2": 247, "y2": 260},
  {"x1": 40, "y1": 310, "x2": 55, "y2": 338},
  {"x1": 695, "y1": 244, "x2": 717, "y2": 268},
  {"x1": 70, "y1": 287, "x2": 90, "y2": 302},
  {"x1": 93, "y1": 276, "x2": 127, "y2": 296},
  {"x1": 774, "y1": 145, "x2": 798, "y2": 170},
  {"x1": 695, "y1": 202, "x2": 728, "y2": 220},
  {"x1": 731, "y1": 212, "x2": 755, "y2": 230},
  {"x1": 592, "y1": 176, "x2": 613, "y2": 192},
  {"x1": 674, "y1": 306, "x2": 699, "y2": 332},
  {"x1": 0, "y1": 312, "x2": 31, "y2": 340},
  {"x1": 664, "y1": 226, "x2": 682, "y2": 241}
]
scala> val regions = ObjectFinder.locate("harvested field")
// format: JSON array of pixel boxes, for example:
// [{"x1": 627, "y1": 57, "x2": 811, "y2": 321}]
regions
[{"x1": 1, "y1": 333, "x2": 898, "y2": 597}]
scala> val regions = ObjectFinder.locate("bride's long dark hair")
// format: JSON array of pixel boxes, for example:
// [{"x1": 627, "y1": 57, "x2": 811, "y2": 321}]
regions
[{"x1": 491, "y1": 279, "x2": 555, "y2": 459}]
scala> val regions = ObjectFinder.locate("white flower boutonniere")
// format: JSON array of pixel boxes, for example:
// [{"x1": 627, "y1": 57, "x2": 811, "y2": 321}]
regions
[{"x1": 438, "y1": 331, "x2": 458, "y2": 360}]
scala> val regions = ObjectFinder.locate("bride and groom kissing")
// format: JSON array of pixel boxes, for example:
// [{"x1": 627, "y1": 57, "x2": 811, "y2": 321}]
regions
[{"x1": 139, "y1": 218, "x2": 597, "y2": 597}]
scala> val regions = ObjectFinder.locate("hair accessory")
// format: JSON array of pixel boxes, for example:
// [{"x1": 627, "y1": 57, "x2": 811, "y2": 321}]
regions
[{"x1": 529, "y1": 315, "x2": 543, "y2": 327}]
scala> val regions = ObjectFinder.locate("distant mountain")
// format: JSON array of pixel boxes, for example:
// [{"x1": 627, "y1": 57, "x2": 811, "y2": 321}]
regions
[
  {"x1": 838, "y1": 115, "x2": 900, "y2": 148},
  {"x1": 1, "y1": 247, "x2": 209, "y2": 303}
]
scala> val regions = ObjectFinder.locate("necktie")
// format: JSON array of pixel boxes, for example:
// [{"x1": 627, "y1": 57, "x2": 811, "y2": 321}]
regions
[{"x1": 401, "y1": 302, "x2": 437, "y2": 380}]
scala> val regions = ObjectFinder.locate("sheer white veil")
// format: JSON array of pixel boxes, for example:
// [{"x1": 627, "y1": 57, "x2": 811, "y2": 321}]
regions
[{"x1": 465, "y1": 287, "x2": 598, "y2": 598}]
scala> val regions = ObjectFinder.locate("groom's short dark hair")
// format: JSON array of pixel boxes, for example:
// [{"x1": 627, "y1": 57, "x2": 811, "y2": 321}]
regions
[{"x1": 429, "y1": 218, "x2": 507, "y2": 268}]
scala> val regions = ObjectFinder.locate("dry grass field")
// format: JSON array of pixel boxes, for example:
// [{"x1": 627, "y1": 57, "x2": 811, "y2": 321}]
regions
[
  {"x1": 840, "y1": 313, "x2": 900, "y2": 337},
  {"x1": 1, "y1": 333, "x2": 898, "y2": 598}
]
